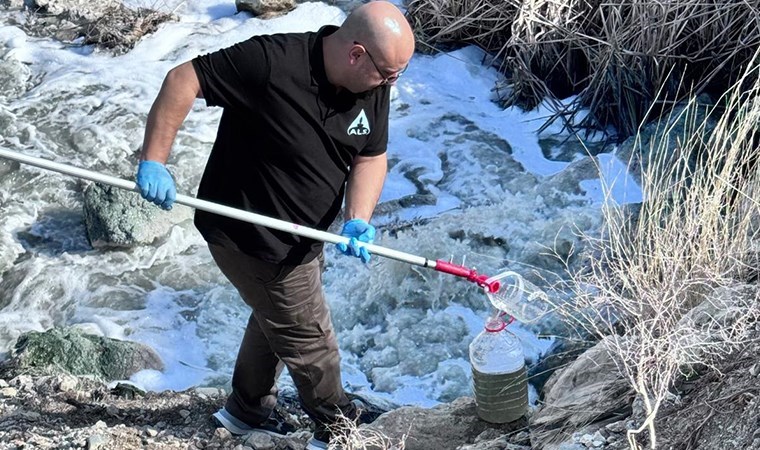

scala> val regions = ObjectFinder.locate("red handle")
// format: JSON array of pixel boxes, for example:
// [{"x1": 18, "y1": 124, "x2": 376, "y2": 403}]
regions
[{"x1": 433, "y1": 260, "x2": 500, "y2": 293}]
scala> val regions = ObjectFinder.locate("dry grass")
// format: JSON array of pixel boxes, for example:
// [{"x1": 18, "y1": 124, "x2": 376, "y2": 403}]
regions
[
  {"x1": 18, "y1": 0, "x2": 176, "y2": 55},
  {"x1": 406, "y1": 0, "x2": 760, "y2": 138},
  {"x1": 83, "y1": 5, "x2": 175, "y2": 54},
  {"x1": 554, "y1": 53, "x2": 760, "y2": 449},
  {"x1": 327, "y1": 413, "x2": 408, "y2": 450}
]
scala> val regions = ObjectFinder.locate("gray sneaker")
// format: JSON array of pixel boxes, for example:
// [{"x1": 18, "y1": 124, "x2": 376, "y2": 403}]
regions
[
  {"x1": 212, "y1": 407, "x2": 296, "y2": 436},
  {"x1": 305, "y1": 437, "x2": 329, "y2": 450}
]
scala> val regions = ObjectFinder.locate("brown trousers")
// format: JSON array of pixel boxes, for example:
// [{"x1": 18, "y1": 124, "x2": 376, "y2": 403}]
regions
[{"x1": 208, "y1": 244, "x2": 355, "y2": 433}]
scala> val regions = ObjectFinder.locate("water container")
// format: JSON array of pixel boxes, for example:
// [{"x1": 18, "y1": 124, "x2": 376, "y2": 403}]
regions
[
  {"x1": 484, "y1": 271, "x2": 550, "y2": 323},
  {"x1": 469, "y1": 315, "x2": 528, "y2": 423}
]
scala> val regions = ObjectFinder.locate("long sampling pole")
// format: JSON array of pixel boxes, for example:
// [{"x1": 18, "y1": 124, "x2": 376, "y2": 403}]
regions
[{"x1": 0, "y1": 148, "x2": 500, "y2": 293}]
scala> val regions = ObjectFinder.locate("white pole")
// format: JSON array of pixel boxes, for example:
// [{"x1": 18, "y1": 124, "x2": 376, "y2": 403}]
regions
[{"x1": 0, "y1": 148, "x2": 432, "y2": 268}]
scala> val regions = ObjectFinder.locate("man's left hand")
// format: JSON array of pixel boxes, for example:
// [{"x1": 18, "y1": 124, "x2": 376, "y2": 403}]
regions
[{"x1": 337, "y1": 219, "x2": 376, "y2": 264}]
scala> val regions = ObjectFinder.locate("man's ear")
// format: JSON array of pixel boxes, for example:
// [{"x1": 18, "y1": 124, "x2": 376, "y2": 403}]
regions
[{"x1": 348, "y1": 44, "x2": 365, "y2": 66}]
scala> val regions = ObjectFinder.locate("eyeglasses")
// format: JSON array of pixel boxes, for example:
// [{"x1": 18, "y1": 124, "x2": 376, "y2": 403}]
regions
[{"x1": 354, "y1": 41, "x2": 407, "y2": 85}]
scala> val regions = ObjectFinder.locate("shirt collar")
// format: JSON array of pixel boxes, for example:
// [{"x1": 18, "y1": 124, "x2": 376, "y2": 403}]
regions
[{"x1": 310, "y1": 25, "x2": 338, "y2": 89}]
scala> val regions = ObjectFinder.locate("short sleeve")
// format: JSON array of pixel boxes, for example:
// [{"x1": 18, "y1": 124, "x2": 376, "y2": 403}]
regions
[{"x1": 192, "y1": 37, "x2": 270, "y2": 110}]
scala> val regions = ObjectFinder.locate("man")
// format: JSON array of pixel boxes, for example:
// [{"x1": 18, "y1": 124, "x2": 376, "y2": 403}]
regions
[{"x1": 135, "y1": 1, "x2": 415, "y2": 449}]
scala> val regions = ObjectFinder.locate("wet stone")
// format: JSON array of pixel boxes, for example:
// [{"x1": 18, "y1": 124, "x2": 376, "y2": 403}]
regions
[{"x1": 86, "y1": 434, "x2": 109, "y2": 450}]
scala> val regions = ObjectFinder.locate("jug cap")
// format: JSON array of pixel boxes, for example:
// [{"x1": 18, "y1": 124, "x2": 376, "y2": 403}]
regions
[{"x1": 484, "y1": 316, "x2": 506, "y2": 332}]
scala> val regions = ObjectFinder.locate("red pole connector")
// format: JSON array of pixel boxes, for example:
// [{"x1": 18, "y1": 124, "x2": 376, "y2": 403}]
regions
[{"x1": 433, "y1": 260, "x2": 500, "y2": 293}]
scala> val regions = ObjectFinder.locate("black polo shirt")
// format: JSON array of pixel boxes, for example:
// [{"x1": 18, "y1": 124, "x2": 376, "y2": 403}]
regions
[{"x1": 191, "y1": 26, "x2": 390, "y2": 264}]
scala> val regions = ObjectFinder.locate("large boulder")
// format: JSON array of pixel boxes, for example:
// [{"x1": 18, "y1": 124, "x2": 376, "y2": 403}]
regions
[
  {"x1": 2, "y1": 327, "x2": 164, "y2": 381},
  {"x1": 530, "y1": 336, "x2": 634, "y2": 449},
  {"x1": 83, "y1": 182, "x2": 192, "y2": 248}
]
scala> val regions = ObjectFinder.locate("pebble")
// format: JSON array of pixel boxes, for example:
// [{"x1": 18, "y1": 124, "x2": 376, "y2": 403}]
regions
[
  {"x1": 592, "y1": 430, "x2": 606, "y2": 446},
  {"x1": 245, "y1": 432, "x2": 275, "y2": 449},
  {"x1": 604, "y1": 420, "x2": 625, "y2": 434},
  {"x1": 214, "y1": 427, "x2": 232, "y2": 441},
  {"x1": 58, "y1": 375, "x2": 79, "y2": 392},
  {"x1": 94, "y1": 420, "x2": 107, "y2": 429},
  {"x1": 86, "y1": 434, "x2": 109, "y2": 450},
  {"x1": 0, "y1": 387, "x2": 18, "y2": 398},
  {"x1": 180, "y1": 409, "x2": 191, "y2": 418},
  {"x1": 0, "y1": 379, "x2": 8, "y2": 388},
  {"x1": 146, "y1": 428, "x2": 159, "y2": 437},
  {"x1": 11, "y1": 375, "x2": 33, "y2": 391},
  {"x1": 194, "y1": 387, "x2": 222, "y2": 399},
  {"x1": 578, "y1": 433, "x2": 594, "y2": 447}
]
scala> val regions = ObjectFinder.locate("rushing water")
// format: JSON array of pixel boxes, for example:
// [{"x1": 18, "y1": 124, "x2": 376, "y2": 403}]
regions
[{"x1": 0, "y1": 1, "x2": 641, "y2": 406}]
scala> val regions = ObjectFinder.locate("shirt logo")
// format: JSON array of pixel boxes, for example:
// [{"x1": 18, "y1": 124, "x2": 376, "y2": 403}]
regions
[{"x1": 347, "y1": 109, "x2": 371, "y2": 136}]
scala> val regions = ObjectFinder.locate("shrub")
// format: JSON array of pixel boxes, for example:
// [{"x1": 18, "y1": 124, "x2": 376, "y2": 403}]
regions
[
  {"x1": 557, "y1": 53, "x2": 760, "y2": 449},
  {"x1": 406, "y1": 0, "x2": 760, "y2": 138}
]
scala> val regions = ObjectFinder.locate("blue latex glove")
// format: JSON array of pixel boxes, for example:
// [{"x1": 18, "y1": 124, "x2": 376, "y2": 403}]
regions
[
  {"x1": 336, "y1": 219, "x2": 376, "y2": 264},
  {"x1": 136, "y1": 160, "x2": 176, "y2": 210}
]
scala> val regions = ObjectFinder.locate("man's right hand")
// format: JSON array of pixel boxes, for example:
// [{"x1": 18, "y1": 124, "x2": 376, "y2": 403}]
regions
[{"x1": 136, "y1": 160, "x2": 176, "y2": 210}]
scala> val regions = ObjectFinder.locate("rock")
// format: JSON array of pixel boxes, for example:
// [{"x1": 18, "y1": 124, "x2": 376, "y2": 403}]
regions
[
  {"x1": 214, "y1": 427, "x2": 232, "y2": 441},
  {"x1": 676, "y1": 283, "x2": 758, "y2": 375},
  {"x1": 23, "y1": 0, "x2": 176, "y2": 54},
  {"x1": 367, "y1": 397, "x2": 526, "y2": 450},
  {"x1": 348, "y1": 391, "x2": 399, "y2": 423},
  {"x1": 527, "y1": 335, "x2": 595, "y2": 392},
  {"x1": 193, "y1": 387, "x2": 224, "y2": 399},
  {"x1": 83, "y1": 182, "x2": 192, "y2": 248},
  {"x1": 2, "y1": 0, "x2": 26, "y2": 8},
  {"x1": 81, "y1": 7, "x2": 176, "y2": 54},
  {"x1": 32, "y1": 0, "x2": 121, "y2": 21},
  {"x1": 605, "y1": 421, "x2": 626, "y2": 434},
  {"x1": 236, "y1": 0, "x2": 296, "y2": 18},
  {"x1": 86, "y1": 433, "x2": 109, "y2": 450},
  {"x1": 109, "y1": 381, "x2": 146, "y2": 399},
  {"x1": 537, "y1": 155, "x2": 603, "y2": 202},
  {"x1": 0, "y1": 387, "x2": 18, "y2": 397},
  {"x1": 614, "y1": 96, "x2": 716, "y2": 181},
  {"x1": 299, "y1": 0, "x2": 364, "y2": 13},
  {"x1": 3, "y1": 327, "x2": 164, "y2": 381},
  {"x1": 58, "y1": 374, "x2": 79, "y2": 392},
  {"x1": 530, "y1": 336, "x2": 634, "y2": 449},
  {"x1": 244, "y1": 432, "x2": 275, "y2": 449},
  {"x1": 578, "y1": 434, "x2": 594, "y2": 446}
]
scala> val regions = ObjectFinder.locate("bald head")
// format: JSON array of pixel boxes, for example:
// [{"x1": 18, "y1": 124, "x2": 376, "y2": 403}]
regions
[
  {"x1": 341, "y1": 1, "x2": 415, "y2": 55},
  {"x1": 323, "y1": 1, "x2": 415, "y2": 92}
]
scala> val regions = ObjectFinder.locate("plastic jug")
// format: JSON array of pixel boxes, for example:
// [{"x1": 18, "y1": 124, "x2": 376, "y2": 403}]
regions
[
  {"x1": 484, "y1": 271, "x2": 550, "y2": 323},
  {"x1": 469, "y1": 315, "x2": 528, "y2": 423}
]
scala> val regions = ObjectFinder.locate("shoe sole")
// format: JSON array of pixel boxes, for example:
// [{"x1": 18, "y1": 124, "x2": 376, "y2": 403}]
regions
[
  {"x1": 212, "y1": 410, "x2": 289, "y2": 438},
  {"x1": 212, "y1": 410, "x2": 253, "y2": 435}
]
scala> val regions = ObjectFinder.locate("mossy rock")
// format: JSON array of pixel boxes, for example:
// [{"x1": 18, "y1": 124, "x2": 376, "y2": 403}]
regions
[{"x1": 2, "y1": 327, "x2": 164, "y2": 381}]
